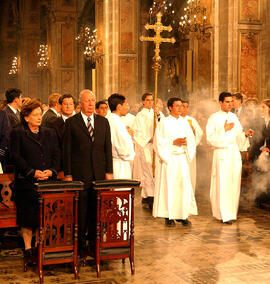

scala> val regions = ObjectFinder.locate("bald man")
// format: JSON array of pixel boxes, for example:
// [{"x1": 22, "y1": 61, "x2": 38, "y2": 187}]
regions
[{"x1": 62, "y1": 89, "x2": 113, "y2": 253}]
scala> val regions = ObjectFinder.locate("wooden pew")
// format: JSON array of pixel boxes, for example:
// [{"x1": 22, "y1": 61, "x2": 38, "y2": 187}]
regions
[
  {"x1": 0, "y1": 173, "x2": 17, "y2": 228},
  {"x1": 0, "y1": 172, "x2": 65, "y2": 229}
]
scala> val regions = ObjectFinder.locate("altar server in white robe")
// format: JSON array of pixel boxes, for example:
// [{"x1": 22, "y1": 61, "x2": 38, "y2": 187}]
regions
[
  {"x1": 206, "y1": 92, "x2": 253, "y2": 224},
  {"x1": 153, "y1": 97, "x2": 198, "y2": 227},
  {"x1": 121, "y1": 108, "x2": 135, "y2": 129},
  {"x1": 107, "y1": 94, "x2": 135, "y2": 179},
  {"x1": 121, "y1": 104, "x2": 136, "y2": 139},
  {"x1": 132, "y1": 93, "x2": 155, "y2": 208},
  {"x1": 181, "y1": 101, "x2": 203, "y2": 192}
]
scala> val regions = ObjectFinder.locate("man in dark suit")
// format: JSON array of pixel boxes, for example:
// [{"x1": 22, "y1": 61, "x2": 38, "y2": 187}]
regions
[
  {"x1": 48, "y1": 94, "x2": 75, "y2": 145},
  {"x1": 0, "y1": 110, "x2": 10, "y2": 173},
  {"x1": 231, "y1": 92, "x2": 249, "y2": 129},
  {"x1": 62, "y1": 89, "x2": 113, "y2": 251},
  {"x1": 41, "y1": 93, "x2": 61, "y2": 127},
  {"x1": 4, "y1": 88, "x2": 22, "y2": 128}
]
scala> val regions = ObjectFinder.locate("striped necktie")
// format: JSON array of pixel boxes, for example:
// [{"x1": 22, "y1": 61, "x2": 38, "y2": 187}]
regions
[
  {"x1": 87, "y1": 117, "x2": 94, "y2": 141},
  {"x1": 16, "y1": 111, "x2": 20, "y2": 121}
]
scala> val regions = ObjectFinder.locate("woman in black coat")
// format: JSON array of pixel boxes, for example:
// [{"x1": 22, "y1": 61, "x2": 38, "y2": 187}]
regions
[{"x1": 10, "y1": 98, "x2": 60, "y2": 259}]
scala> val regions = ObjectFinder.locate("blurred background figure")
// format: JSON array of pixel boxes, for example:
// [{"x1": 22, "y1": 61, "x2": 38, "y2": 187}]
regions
[
  {"x1": 22, "y1": 97, "x2": 31, "y2": 106},
  {"x1": 95, "y1": 100, "x2": 108, "y2": 117},
  {"x1": 41, "y1": 103, "x2": 49, "y2": 113},
  {"x1": 0, "y1": 110, "x2": 10, "y2": 173},
  {"x1": 250, "y1": 99, "x2": 270, "y2": 208},
  {"x1": 130, "y1": 103, "x2": 141, "y2": 116},
  {"x1": 48, "y1": 94, "x2": 75, "y2": 146},
  {"x1": 0, "y1": 99, "x2": 6, "y2": 110},
  {"x1": 75, "y1": 103, "x2": 81, "y2": 114},
  {"x1": 41, "y1": 93, "x2": 61, "y2": 127},
  {"x1": 181, "y1": 100, "x2": 203, "y2": 193},
  {"x1": 4, "y1": 88, "x2": 22, "y2": 128},
  {"x1": 121, "y1": 102, "x2": 135, "y2": 134}
]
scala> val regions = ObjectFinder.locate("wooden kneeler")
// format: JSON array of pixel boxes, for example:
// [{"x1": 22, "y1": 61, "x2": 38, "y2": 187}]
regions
[
  {"x1": 92, "y1": 179, "x2": 140, "y2": 277},
  {"x1": 35, "y1": 181, "x2": 84, "y2": 283}
]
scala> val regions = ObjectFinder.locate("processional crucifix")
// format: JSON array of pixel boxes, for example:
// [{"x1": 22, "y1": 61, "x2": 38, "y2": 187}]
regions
[{"x1": 140, "y1": 12, "x2": 175, "y2": 175}]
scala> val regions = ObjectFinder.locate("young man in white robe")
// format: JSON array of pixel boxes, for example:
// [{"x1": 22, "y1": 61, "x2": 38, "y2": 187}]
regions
[
  {"x1": 181, "y1": 101, "x2": 203, "y2": 192},
  {"x1": 132, "y1": 93, "x2": 156, "y2": 209},
  {"x1": 206, "y1": 92, "x2": 254, "y2": 224},
  {"x1": 153, "y1": 97, "x2": 198, "y2": 227},
  {"x1": 107, "y1": 94, "x2": 135, "y2": 179}
]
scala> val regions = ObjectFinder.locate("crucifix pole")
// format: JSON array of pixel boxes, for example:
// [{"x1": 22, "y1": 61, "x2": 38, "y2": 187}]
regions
[{"x1": 140, "y1": 12, "x2": 175, "y2": 175}]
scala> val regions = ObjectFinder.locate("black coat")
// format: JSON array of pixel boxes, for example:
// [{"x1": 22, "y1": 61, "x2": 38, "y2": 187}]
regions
[
  {"x1": 4, "y1": 105, "x2": 20, "y2": 128},
  {"x1": 47, "y1": 116, "x2": 65, "y2": 145},
  {"x1": 42, "y1": 109, "x2": 58, "y2": 127},
  {"x1": 10, "y1": 125, "x2": 61, "y2": 183},
  {"x1": 9, "y1": 125, "x2": 61, "y2": 228},
  {"x1": 62, "y1": 113, "x2": 113, "y2": 187},
  {"x1": 0, "y1": 110, "x2": 10, "y2": 165}
]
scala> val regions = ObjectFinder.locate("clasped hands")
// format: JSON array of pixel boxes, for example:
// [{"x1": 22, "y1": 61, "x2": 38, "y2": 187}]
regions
[
  {"x1": 224, "y1": 120, "x2": 254, "y2": 137},
  {"x1": 224, "y1": 120, "x2": 235, "y2": 132},
  {"x1": 34, "y1": 169, "x2": 52, "y2": 181},
  {"x1": 173, "y1": 137, "x2": 187, "y2": 146}
]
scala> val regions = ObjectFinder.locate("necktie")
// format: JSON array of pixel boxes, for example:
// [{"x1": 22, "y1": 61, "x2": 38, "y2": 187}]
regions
[
  {"x1": 87, "y1": 117, "x2": 94, "y2": 142},
  {"x1": 16, "y1": 111, "x2": 20, "y2": 121}
]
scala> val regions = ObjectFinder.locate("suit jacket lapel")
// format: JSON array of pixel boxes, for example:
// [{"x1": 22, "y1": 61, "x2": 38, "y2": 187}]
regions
[
  {"x1": 93, "y1": 114, "x2": 100, "y2": 142},
  {"x1": 58, "y1": 117, "x2": 65, "y2": 137},
  {"x1": 7, "y1": 105, "x2": 20, "y2": 123},
  {"x1": 76, "y1": 113, "x2": 92, "y2": 140}
]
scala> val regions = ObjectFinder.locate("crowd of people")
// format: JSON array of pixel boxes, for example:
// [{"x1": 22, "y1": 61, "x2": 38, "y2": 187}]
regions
[{"x1": 0, "y1": 87, "x2": 270, "y2": 263}]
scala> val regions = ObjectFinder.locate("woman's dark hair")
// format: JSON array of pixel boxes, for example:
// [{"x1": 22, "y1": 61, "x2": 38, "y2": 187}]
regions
[{"x1": 20, "y1": 98, "x2": 42, "y2": 126}]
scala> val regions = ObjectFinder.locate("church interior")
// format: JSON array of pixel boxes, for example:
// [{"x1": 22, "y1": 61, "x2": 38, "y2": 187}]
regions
[{"x1": 1, "y1": 0, "x2": 270, "y2": 283}]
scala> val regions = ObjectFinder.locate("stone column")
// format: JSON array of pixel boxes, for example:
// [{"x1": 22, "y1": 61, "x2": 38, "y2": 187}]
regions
[
  {"x1": 0, "y1": 0, "x2": 19, "y2": 94},
  {"x1": 97, "y1": 0, "x2": 139, "y2": 104},
  {"x1": 189, "y1": 0, "x2": 213, "y2": 101},
  {"x1": 48, "y1": 0, "x2": 79, "y2": 99},
  {"x1": 139, "y1": 7, "x2": 150, "y2": 97},
  {"x1": 212, "y1": 0, "x2": 267, "y2": 99},
  {"x1": 19, "y1": 0, "x2": 41, "y2": 99}
]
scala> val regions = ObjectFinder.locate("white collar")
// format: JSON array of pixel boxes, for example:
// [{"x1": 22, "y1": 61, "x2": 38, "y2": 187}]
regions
[
  {"x1": 143, "y1": 107, "x2": 153, "y2": 112},
  {"x1": 61, "y1": 114, "x2": 69, "y2": 122},
  {"x1": 81, "y1": 111, "x2": 95, "y2": 127},
  {"x1": 50, "y1": 107, "x2": 60, "y2": 116},
  {"x1": 169, "y1": 114, "x2": 182, "y2": 120},
  {"x1": 111, "y1": 112, "x2": 121, "y2": 119},
  {"x1": 8, "y1": 104, "x2": 17, "y2": 114}
]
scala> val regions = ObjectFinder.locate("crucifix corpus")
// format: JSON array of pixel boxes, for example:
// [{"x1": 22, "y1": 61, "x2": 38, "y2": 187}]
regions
[{"x1": 140, "y1": 12, "x2": 175, "y2": 175}]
